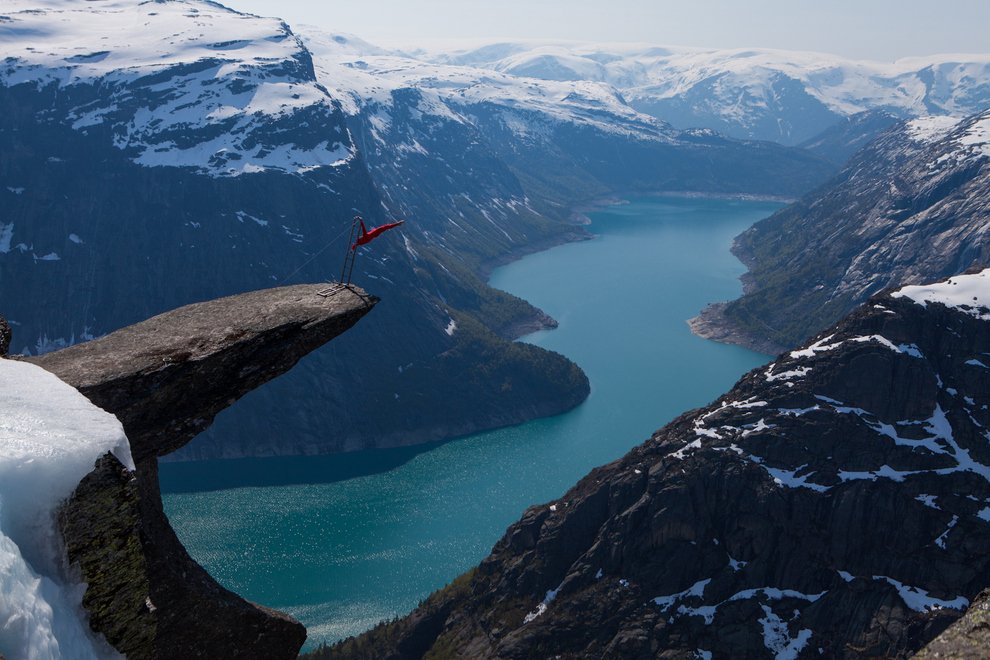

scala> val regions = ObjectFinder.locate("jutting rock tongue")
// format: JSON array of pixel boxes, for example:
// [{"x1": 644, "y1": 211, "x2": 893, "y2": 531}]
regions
[{"x1": 25, "y1": 284, "x2": 376, "y2": 659}]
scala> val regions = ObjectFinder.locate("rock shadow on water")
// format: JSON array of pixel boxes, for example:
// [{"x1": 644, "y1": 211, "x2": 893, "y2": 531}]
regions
[{"x1": 159, "y1": 441, "x2": 444, "y2": 493}]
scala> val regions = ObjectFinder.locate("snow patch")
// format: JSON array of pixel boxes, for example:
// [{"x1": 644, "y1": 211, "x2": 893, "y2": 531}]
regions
[
  {"x1": 874, "y1": 576, "x2": 968, "y2": 612},
  {"x1": 759, "y1": 605, "x2": 813, "y2": 660},
  {"x1": 523, "y1": 586, "x2": 561, "y2": 624},
  {"x1": 893, "y1": 270, "x2": 990, "y2": 321},
  {"x1": 235, "y1": 211, "x2": 269, "y2": 227},
  {"x1": 790, "y1": 335, "x2": 842, "y2": 359},
  {"x1": 0, "y1": 360, "x2": 133, "y2": 660},
  {"x1": 957, "y1": 116, "x2": 990, "y2": 159},
  {"x1": 934, "y1": 515, "x2": 959, "y2": 549},
  {"x1": 848, "y1": 335, "x2": 924, "y2": 358},
  {"x1": 729, "y1": 556, "x2": 748, "y2": 571},
  {"x1": 763, "y1": 465, "x2": 830, "y2": 493},
  {"x1": 766, "y1": 365, "x2": 811, "y2": 383},
  {"x1": 905, "y1": 115, "x2": 961, "y2": 144},
  {"x1": 653, "y1": 578, "x2": 711, "y2": 611}
]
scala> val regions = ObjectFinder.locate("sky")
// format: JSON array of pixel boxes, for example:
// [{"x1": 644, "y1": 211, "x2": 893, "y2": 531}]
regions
[{"x1": 222, "y1": 0, "x2": 990, "y2": 61}]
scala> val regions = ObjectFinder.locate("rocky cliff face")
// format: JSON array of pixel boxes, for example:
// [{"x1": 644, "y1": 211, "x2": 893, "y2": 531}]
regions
[
  {"x1": 320, "y1": 271, "x2": 990, "y2": 659},
  {"x1": 24, "y1": 284, "x2": 375, "y2": 659},
  {"x1": 695, "y1": 109, "x2": 990, "y2": 354}
]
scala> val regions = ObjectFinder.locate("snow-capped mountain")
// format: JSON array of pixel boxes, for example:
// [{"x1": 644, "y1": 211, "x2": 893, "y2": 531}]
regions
[
  {"x1": 415, "y1": 41, "x2": 990, "y2": 144},
  {"x1": 1, "y1": 0, "x2": 354, "y2": 177},
  {"x1": 321, "y1": 270, "x2": 990, "y2": 658},
  {"x1": 299, "y1": 29, "x2": 831, "y2": 226},
  {"x1": 0, "y1": 0, "x2": 830, "y2": 459},
  {"x1": 697, "y1": 107, "x2": 990, "y2": 353}
]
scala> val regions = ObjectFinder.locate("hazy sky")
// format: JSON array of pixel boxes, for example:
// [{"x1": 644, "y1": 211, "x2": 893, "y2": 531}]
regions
[{"x1": 222, "y1": 0, "x2": 990, "y2": 61}]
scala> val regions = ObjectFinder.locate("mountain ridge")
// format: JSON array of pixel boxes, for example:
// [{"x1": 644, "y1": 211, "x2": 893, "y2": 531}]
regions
[{"x1": 408, "y1": 40, "x2": 990, "y2": 144}]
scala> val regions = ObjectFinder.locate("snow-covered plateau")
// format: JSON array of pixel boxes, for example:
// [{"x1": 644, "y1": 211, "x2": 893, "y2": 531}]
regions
[
  {"x1": 0, "y1": 0, "x2": 354, "y2": 177},
  {"x1": 0, "y1": 360, "x2": 132, "y2": 660}
]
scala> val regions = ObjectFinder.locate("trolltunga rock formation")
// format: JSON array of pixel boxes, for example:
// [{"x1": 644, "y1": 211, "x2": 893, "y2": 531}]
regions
[{"x1": 26, "y1": 284, "x2": 376, "y2": 660}]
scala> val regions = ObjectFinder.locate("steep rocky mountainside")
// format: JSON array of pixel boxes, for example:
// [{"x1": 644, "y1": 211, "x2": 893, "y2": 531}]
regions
[
  {"x1": 23, "y1": 284, "x2": 376, "y2": 659},
  {"x1": 796, "y1": 110, "x2": 901, "y2": 166},
  {"x1": 318, "y1": 271, "x2": 990, "y2": 659},
  {"x1": 0, "y1": 0, "x2": 831, "y2": 459},
  {"x1": 695, "y1": 109, "x2": 990, "y2": 354},
  {"x1": 423, "y1": 42, "x2": 990, "y2": 145}
]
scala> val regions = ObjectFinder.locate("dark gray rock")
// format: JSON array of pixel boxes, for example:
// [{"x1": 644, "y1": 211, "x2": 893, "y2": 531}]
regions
[
  {"x1": 915, "y1": 588, "x2": 990, "y2": 659},
  {"x1": 34, "y1": 284, "x2": 376, "y2": 659},
  {"x1": 320, "y1": 278, "x2": 990, "y2": 659},
  {"x1": 0, "y1": 315, "x2": 10, "y2": 357}
]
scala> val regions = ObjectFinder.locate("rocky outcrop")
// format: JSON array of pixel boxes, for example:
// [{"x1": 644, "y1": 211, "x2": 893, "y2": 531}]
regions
[
  {"x1": 28, "y1": 284, "x2": 376, "y2": 659},
  {"x1": 322, "y1": 274, "x2": 990, "y2": 658},
  {"x1": 29, "y1": 284, "x2": 378, "y2": 462},
  {"x1": 694, "y1": 109, "x2": 990, "y2": 354},
  {"x1": 0, "y1": 316, "x2": 9, "y2": 357},
  {"x1": 916, "y1": 588, "x2": 990, "y2": 659}
]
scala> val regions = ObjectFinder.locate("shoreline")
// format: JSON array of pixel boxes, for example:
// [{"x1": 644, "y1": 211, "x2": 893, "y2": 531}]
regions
[
  {"x1": 166, "y1": 190, "x2": 789, "y2": 463},
  {"x1": 687, "y1": 302, "x2": 785, "y2": 357},
  {"x1": 570, "y1": 190, "x2": 791, "y2": 357}
]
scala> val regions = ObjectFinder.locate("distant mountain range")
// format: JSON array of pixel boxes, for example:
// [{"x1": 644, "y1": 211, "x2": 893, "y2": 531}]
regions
[
  {"x1": 0, "y1": 0, "x2": 831, "y2": 459},
  {"x1": 410, "y1": 41, "x2": 990, "y2": 144},
  {"x1": 696, "y1": 107, "x2": 990, "y2": 353}
]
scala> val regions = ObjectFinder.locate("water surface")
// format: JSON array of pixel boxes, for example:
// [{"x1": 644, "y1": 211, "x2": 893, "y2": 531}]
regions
[{"x1": 161, "y1": 196, "x2": 779, "y2": 648}]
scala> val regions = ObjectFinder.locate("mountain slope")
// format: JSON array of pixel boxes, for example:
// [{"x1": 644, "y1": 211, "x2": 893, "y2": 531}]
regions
[
  {"x1": 0, "y1": 0, "x2": 587, "y2": 459},
  {"x1": 318, "y1": 270, "x2": 990, "y2": 659},
  {"x1": 696, "y1": 109, "x2": 990, "y2": 353},
  {"x1": 796, "y1": 109, "x2": 901, "y2": 166}
]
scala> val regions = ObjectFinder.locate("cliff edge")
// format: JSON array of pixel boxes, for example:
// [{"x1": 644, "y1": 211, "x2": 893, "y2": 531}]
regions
[{"x1": 22, "y1": 284, "x2": 376, "y2": 659}]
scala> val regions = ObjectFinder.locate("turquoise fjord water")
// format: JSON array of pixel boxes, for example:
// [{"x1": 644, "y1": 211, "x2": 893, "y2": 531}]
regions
[{"x1": 160, "y1": 196, "x2": 780, "y2": 649}]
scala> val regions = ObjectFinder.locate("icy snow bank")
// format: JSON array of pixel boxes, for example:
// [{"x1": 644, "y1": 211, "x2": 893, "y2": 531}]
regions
[
  {"x1": 0, "y1": 359, "x2": 133, "y2": 660},
  {"x1": 893, "y1": 269, "x2": 990, "y2": 321}
]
